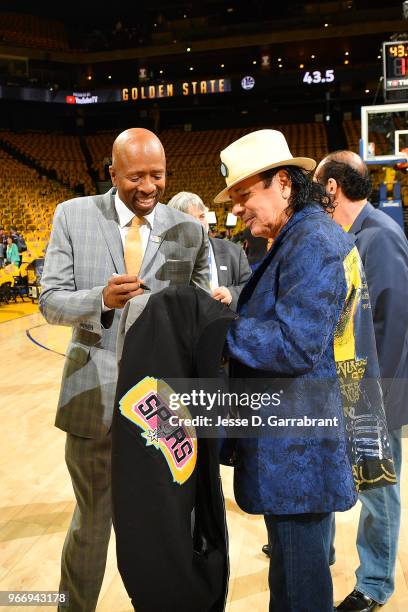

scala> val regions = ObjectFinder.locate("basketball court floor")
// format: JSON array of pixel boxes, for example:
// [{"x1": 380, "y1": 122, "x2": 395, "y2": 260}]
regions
[{"x1": 1, "y1": 310, "x2": 407, "y2": 611}]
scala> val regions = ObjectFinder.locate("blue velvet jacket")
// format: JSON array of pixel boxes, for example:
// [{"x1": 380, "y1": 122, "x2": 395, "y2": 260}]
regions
[{"x1": 226, "y1": 204, "x2": 396, "y2": 515}]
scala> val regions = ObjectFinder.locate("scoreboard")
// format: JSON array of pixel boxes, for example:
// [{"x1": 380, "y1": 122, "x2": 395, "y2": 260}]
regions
[{"x1": 383, "y1": 41, "x2": 408, "y2": 92}]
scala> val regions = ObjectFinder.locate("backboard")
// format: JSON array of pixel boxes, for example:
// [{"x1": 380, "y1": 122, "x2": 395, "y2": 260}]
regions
[{"x1": 360, "y1": 103, "x2": 408, "y2": 164}]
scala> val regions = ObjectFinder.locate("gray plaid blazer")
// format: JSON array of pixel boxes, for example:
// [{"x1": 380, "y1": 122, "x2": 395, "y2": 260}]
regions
[{"x1": 40, "y1": 188, "x2": 209, "y2": 438}]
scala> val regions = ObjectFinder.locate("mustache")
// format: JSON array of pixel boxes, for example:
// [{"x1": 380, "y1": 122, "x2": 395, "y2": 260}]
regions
[{"x1": 134, "y1": 191, "x2": 160, "y2": 198}]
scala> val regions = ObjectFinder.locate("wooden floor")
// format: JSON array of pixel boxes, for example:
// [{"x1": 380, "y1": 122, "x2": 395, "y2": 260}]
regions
[{"x1": 1, "y1": 311, "x2": 407, "y2": 611}]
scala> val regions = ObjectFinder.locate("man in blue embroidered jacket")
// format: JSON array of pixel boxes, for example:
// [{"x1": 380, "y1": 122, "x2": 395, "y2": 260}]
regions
[{"x1": 213, "y1": 130, "x2": 396, "y2": 612}]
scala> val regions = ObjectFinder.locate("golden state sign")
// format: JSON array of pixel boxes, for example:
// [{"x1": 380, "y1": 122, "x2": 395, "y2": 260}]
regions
[{"x1": 122, "y1": 78, "x2": 230, "y2": 101}]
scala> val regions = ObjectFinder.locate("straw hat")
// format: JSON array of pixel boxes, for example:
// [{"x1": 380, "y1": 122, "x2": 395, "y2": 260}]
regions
[{"x1": 214, "y1": 129, "x2": 316, "y2": 203}]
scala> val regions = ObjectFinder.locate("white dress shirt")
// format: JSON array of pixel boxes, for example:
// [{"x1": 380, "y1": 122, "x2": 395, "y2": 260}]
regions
[
  {"x1": 114, "y1": 191, "x2": 155, "y2": 254},
  {"x1": 208, "y1": 240, "x2": 219, "y2": 290}
]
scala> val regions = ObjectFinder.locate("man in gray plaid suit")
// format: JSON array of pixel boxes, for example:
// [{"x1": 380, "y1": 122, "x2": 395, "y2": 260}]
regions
[{"x1": 39, "y1": 128, "x2": 209, "y2": 611}]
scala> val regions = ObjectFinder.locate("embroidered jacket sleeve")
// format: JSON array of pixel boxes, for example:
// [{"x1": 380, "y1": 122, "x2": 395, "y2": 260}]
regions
[{"x1": 227, "y1": 231, "x2": 347, "y2": 374}]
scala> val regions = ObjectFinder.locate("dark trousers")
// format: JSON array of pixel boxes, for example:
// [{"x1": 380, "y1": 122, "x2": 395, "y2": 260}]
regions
[
  {"x1": 59, "y1": 433, "x2": 112, "y2": 612},
  {"x1": 264, "y1": 512, "x2": 333, "y2": 612}
]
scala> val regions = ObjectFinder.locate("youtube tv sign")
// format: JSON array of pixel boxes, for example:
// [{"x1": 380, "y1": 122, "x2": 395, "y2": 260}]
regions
[
  {"x1": 66, "y1": 92, "x2": 98, "y2": 104},
  {"x1": 0, "y1": 85, "x2": 119, "y2": 103}
]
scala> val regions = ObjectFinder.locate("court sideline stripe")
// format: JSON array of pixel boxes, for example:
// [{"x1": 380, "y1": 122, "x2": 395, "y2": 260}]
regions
[{"x1": 26, "y1": 324, "x2": 67, "y2": 357}]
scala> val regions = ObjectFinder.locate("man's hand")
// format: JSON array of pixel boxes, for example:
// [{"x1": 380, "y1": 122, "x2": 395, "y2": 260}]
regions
[
  {"x1": 103, "y1": 274, "x2": 145, "y2": 309},
  {"x1": 212, "y1": 286, "x2": 232, "y2": 305}
]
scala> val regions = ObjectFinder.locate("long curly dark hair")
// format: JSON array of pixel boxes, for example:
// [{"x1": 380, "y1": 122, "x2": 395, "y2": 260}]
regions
[{"x1": 260, "y1": 166, "x2": 335, "y2": 216}]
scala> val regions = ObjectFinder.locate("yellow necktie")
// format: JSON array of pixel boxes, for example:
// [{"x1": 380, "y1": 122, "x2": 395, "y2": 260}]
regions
[{"x1": 124, "y1": 216, "x2": 145, "y2": 276}]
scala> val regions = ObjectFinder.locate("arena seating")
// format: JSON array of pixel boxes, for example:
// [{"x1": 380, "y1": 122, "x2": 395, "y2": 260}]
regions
[
  {"x1": 343, "y1": 119, "x2": 361, "y2": 153},
  {"x1": 0, "y1": 148, "x2": 75, "y2": 255},
  {"x1": 0, "y1": 132, "x2": 95, "y2": 196},
  {"x1": 86, "y1": 132, "x2": 120, "y2": 181},
  {"x1": 0, "y1": 123, "x2": 406, "y2": 246},
  {"x1": 0, "y1": 12, "x2": 69, "y2": 51}
]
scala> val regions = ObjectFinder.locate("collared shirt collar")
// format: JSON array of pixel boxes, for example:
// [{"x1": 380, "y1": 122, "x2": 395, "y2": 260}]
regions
[{"x1": 114, "y1": 191, "x2": 156, "y2": 230}]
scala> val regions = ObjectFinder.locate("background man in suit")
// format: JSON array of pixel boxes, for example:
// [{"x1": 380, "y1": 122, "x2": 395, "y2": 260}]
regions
[
  {"x1": 39, "y1": 128, "x2": 209, "y2": 611},
  {"x1": 167, "y1": 191, "x2": 252, "y2": 309},
  {"x1": 315, "y1": 150, "x2": 408, "y2": 612}
]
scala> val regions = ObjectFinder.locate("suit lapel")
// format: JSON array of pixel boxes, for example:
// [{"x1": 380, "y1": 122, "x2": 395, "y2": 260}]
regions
[
  {"x1": 210, "y1": 238, "x2": 229, "y2": 286},
  {"x1": 96, "y1": 189, "x2": 125, "y2": 274},
  {"x1": 140, "y1": 202, "x2": 169, "y2": 276}
]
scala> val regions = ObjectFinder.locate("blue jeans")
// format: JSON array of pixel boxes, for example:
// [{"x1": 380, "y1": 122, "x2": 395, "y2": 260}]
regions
[
  {"x1": 264, "y1": 512, "x2": 333, "y2": 612},
  {"x1": 355, "y1": 428, "x2": 402, "y2": 604},
  {"x1": 330, "y1": 428, "x2": 402, "y2": 604}
]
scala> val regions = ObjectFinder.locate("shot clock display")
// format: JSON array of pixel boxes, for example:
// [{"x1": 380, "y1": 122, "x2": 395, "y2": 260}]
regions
[
  {"x1": 383, "y1": 41, "x2": 408, "y2": 91},
  {"x1": 302, "y1": 69, "x2": 335, "y2": 85}
]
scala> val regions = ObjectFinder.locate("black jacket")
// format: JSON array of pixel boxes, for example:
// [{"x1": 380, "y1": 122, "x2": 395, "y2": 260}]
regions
[
  {"x1": 112, "y1": 286, "x2": 236, "y2": 612},
  {"x1": 209, "y1": 237, "x2": 252, "y2": 310}
]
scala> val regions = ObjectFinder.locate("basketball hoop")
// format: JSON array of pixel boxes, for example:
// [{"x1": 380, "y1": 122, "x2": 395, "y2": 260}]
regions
[{"x1": 395, "y1": 147, "x2": 408, "y2": 168}]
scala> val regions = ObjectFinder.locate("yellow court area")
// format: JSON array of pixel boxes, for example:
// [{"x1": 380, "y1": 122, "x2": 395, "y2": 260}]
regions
[
  {"x1": 0, "y1": 301, "x2": 39, "y2": 324},
  {"x1": 0, "y1": 313, "x2": 407, "y2": 611}
]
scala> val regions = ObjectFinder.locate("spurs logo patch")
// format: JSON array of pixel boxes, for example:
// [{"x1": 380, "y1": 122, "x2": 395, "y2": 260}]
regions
[{"x1": 119, "y1": 377, "x2": 197, "y2": 485}]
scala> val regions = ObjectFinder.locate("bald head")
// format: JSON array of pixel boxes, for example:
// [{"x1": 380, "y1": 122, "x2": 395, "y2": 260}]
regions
[
  {"x1": 314, "y1": 149, "x2": 371, "y2": 203},
  {"x1": 109, "y1": 128, "x2": 166, "y2": 216},
  {"x1": 112, "y1": 128, "x2": 165, "y2": 167},
  {"x1": 316, "y1": 150, "x2": 367, "y2": 178}
]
